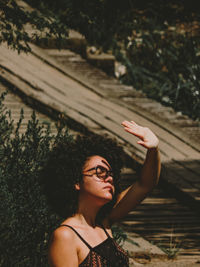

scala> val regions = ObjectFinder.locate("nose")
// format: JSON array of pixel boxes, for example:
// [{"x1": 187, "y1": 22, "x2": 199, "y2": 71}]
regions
[{"x1": 104, "y1": 175, "x2": 114, "y2": 184}]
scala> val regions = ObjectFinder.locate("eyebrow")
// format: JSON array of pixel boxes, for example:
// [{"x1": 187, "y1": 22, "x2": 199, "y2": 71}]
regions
[
  {"x1": 85, "y1": 161, "x2": 112, "y2": 172},
  {"x1": 101, "y1": 160, "x2": 112, "y2": 169},
  {"x1": 85, "y1": 166, "x2": 97, "y2": 172}
]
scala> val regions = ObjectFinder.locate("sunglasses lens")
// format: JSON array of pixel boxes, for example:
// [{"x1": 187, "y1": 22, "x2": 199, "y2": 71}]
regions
[
  {"x1": 96, "y1": 166, "x2": 107, "y2": 179},
  {"x1": 96, "y1": 166, "x2": 113, "y2": 179}
]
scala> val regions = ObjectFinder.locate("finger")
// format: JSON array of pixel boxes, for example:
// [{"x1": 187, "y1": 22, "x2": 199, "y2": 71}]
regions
[
  {"x1": 123, "y1": 126, "x2": 144, "y2": 139},
  {"x1": 122, "y1": 122, "x2": 142, "y2": 133},
  {"x1": 130, "y1": 120, "x2": 139, "y2": 126},
  {"x1": 137, "y1": 140, "x2": 148, "y2": 148},
  {"x1": 121, "y1": 120, "x2": 132, "y2": 126},
  {"x1": 122, "y1": 120, "x2": 137, "y2": 127},
  {"x1": 122, "y1": 122, "x2": 139, "y2": 132}
]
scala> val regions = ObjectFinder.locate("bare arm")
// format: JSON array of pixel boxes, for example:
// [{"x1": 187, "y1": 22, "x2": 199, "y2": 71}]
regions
[
  {"x1": 108, "y1": 120, "x2": 161, "y2": 223},
  {"x1": 49, "y1": 227, "x2": 79, "y2": 267}
]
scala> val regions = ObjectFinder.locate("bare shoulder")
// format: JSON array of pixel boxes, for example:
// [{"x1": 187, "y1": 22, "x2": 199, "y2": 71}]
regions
[
  {"x1": 49, "y1": 226, "x2": 78, "y2": 267},
  {"x1": 51, "y1": 226, "x2": 75, "y2": 242}
]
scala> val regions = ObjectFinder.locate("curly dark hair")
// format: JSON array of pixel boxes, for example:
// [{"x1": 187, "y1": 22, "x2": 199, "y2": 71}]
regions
[{"x1": 42, "y1": 133, "x2": 124, "y2": 221}]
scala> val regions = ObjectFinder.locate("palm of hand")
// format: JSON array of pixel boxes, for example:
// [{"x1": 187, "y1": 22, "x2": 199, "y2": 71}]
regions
[{"x1": 121, "y1": 120, "x2": 159, "y2": 149}]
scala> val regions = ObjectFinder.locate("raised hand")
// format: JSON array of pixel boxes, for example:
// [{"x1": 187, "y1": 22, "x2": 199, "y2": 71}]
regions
[{"x1": 121, "y1": 120, "x2": 159, "y2": 149}]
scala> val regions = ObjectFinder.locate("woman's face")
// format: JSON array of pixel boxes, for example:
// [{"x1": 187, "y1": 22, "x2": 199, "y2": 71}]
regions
[{"x1": 78, "y1": 155, "x2": 115, "y2": 204}]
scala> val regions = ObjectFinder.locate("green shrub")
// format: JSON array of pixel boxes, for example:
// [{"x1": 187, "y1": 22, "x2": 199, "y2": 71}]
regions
[
  {"x1": 114, "y1": 7, "x2": 200, "y2": 121},
  {"x1": 120, "y1": 32, "x2": 200, "y2": 120},
  {"x1": 0, "y1": 92, "x2": 73, "y2": 266}
]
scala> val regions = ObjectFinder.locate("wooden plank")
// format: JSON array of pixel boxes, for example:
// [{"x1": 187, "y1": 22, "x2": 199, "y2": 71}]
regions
[
  {"x1": 121, "y1": 223, "x2": 200, "y2": 232},
  {"x1": 131, "y1": 210, "x2": 192, "y2": 217},
  {"x1": 0, "y1": 67, "x2": 148, "y2": 161},
  {"x1": 162, "y1": 161, "x2": 200, "y2": 190},
  {"x1": 29, "y1": 43, "x2": 200, "y2": 153},
  {"x1": 80, "y1": 96, "x2": 194, "y2": 159},
  {"x1": 0, "y1": 66, "x2": 143, "y2": 158},
  {"x1": 0, "y1": 72, "x2": 184, "y2": 161},
  {"x1": 0, "y1": 46, "x2": 99, "y2": 98},
  {"x1": 0, "y1": 67, "x2": 102, "y2": 133},
  {"x1": 0, "y1": 45, "x2": 199, "y2": 160},
  {"x1": 174, "y1": 159, "x2": 200, "y2": 177},
  {"x1": 123, "y1": 216, "x2": 200, "y2": 223},
  {"x1": 128, "y1": 210, "x2": 196, "y2": 216},
  {"x1": 80, "y1": 98, "x2": 190, "y2": 160}
]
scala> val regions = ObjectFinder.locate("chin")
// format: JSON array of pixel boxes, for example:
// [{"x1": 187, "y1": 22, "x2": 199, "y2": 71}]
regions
[
  {"x1": 101, "y1": 193, "x2": 113, "y2": 203},
  {"x1": 89, "y1": 191, "x2": 114, "y2": 205}
]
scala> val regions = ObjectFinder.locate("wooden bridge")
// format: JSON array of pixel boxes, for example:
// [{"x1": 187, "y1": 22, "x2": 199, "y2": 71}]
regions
[{"x1": 0, "y1": 42, "x2": 199, "y2": 266}]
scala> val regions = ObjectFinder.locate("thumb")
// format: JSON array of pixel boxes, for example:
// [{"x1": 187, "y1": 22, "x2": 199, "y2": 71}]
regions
[{"x1": 137, "y1": 140, "x2": 147, "y2": 148}]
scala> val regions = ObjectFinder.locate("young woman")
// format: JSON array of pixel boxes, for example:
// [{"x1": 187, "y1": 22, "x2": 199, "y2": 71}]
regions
[{"x1": 44, "y1": 120, "x2": 160, "y2": 267}]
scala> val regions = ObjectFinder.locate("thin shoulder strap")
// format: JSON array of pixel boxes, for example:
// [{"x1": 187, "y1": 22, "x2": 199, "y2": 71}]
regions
[
  {"x1": 60, "y1": 224, "x2": 92, "y2": 249},
  {"x1": 101, "y1": 225, "x2": 111, "y2": 239}
]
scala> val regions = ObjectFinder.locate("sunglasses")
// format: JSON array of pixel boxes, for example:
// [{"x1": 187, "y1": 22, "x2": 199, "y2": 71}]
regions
[{"x1": 83, "y1": 165, "x2": 113, "y2": 180}]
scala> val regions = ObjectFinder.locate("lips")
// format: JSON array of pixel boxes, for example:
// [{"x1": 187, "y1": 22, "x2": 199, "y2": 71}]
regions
[{"x1": 103, "y1": 185, "x2": 114, "y2": 194}]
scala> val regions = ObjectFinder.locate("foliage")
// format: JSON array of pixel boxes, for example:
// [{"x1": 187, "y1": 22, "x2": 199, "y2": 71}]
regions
[
  {"x1": 116, "y1": 31, "x2": 200, "y2": 120},
  {"x1": 113, "y1": 2, "x2": 200, "y2": 120},
  {"x1": 155, "y1": 227, "x2": 182, "y2": 259},
  {"x1": 111, "y1": 225, "x2": 127, "y2": 246},
  {"x1": 0, "y1": 0, "x2": 69, "y2": 52},
  {"x1": 0, "y1": 92, "x2": 72, "y2": 266},
  {"x1": 24, "y1": 0, "x2": 133, "y2": 51}
]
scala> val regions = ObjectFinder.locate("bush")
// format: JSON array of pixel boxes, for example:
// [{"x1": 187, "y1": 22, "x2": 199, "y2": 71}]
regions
[
  {"x1": 118, "y1": 31, "x2": 200, "y2": 120},
  {"x1": 113, "y1": 2, "x2": 200, "y2": 120},
  {"x1": 0, "y1": 92, "x2": 73, "y2": 266}
]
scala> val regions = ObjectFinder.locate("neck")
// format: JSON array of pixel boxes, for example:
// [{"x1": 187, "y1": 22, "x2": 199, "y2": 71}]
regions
[{"x1": 74, "y1": 195, "x2": 105, "y2": 227}]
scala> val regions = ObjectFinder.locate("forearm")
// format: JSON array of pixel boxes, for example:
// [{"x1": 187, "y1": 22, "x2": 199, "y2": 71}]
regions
[
  {"x1": 109, "y1": 147, "x2": 161, "y2": 222},
  {"x1": 139, "y1": 147, "x2": 161, "y2": 189},
  {"x1": 110, "y1": 121, "x2": 161, "y2": 223}
]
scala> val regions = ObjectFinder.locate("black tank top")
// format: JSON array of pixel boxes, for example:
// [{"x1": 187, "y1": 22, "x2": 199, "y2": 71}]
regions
[{"x1": 60, "y1": 224, "x2": 129, "y2": 267}]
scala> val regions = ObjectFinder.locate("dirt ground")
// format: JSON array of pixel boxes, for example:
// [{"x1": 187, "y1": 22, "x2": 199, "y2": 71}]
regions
[
  {"x1": 130, "y1": 258, "x2": 200, "y2": 267},
  {"x1": 128, "y1": 252, "x2": 200, "y2": 267}
]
